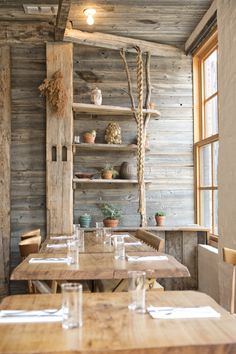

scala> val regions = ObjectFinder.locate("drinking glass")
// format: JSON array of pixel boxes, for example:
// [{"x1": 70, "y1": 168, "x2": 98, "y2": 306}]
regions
[
  {"x1": 95, "y1": 221, "x2": 104, "y2": 239},
  {"x1": 73, "y1": 224, "x2": 80, "y2": 236},
  {"x1": 103, "y1": 228, "x2": 112, "y2": 245},
  {"x1": 128, "y1": 271, "x2": 146, "y2": 313},
  {"x1": 67, "y1": 240, "x2": 79, "y2": 265},
  {"x1": 61, "y1": 283, "x2": 83, "y2": 329},
  {"x1": 77, "y1": 229, "x2": 84, "y2": 251},
  {"x1": 113, "y1": 235, "x2": 125, "y2": 260}
]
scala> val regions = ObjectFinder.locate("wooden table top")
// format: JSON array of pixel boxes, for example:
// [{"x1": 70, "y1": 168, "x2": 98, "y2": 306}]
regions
[
  {"x1": 1, "y1": 291, "x2": 236, "y2": 354},
  {"x1": 40, "y1": 232, "x2": 154, "y2": 254},
  {"x1": 10, "y1": 252, "x2": 190, "y2": 281}
]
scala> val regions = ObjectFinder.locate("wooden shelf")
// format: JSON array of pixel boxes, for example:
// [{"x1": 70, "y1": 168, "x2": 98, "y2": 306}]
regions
[
  {"x1": 72, "y1": 143, "x2": 150, "y2": 153},
  {"x1": 72, "y1": 103, "x2": 160, "y2": 118},
  {"x1": 73, "y1": 178, "x2": 151, "y2": 188}
]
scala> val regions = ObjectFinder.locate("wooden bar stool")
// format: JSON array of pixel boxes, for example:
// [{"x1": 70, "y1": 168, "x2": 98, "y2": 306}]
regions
[{"x1": 223, "y1": 247, "x2": 236, "y2": 314}]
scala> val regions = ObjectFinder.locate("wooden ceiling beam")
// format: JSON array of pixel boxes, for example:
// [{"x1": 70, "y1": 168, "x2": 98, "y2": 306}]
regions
[
  {"x1": 55, "y1": 0, "x2": 72, "y2": 41},
  {"x1": 64, "y1": 28, "x2": 183, "y2": 57}
]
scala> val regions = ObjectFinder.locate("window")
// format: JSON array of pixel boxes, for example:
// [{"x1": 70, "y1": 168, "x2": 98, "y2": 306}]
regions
[{"x1": 193, "y1": 31, "x2": 218, "y2": 238}]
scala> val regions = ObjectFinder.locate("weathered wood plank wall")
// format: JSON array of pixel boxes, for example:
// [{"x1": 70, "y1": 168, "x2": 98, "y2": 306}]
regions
[
  {"x1": 8, "y1": 42, "x2": 193, "y2": 293},
  {"x1": 0, "y1": 46, "x2": 11, "y2": 297},
  {"x1": 73, "y1": 45, "x2": 194, "y2": 226},
  {"x1": 10, "y1": 45, "x2": 46, "y2": 293}
]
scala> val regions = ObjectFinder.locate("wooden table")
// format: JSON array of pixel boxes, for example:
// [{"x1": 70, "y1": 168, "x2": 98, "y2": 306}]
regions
[
  {"x1": 1, "y1": 291, "x2": 236, "y2": 354},
  {"x1": 40, "y1": 232, "x2": 155, "y2": 254},
  {"x1": 10, "y1": 252, "x2": 190, "y2": 281}
]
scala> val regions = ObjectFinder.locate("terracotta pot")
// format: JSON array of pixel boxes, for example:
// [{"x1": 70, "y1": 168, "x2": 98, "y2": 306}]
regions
[
  {"x1": 102, "y1": 170, "x2": 113, "y2": 179},
  {"x1": 83, "y1": 133, "x2": 95, "y2": 144},
  {"x1": 120, "y1": 161, "x2": 136, "y2": 179},
  {"x1": 103, "y1": 218, "x2": 119, "y2": 227},
  {"x1": 155, "y1": 215, "x2": 165, "y2": 226}
]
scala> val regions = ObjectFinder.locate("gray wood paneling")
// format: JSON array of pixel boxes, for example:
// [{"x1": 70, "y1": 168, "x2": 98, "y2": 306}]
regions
[
  {"x1": 10, "y1": 44, "x2": 46, "y2": 293},
  {"x1": 73, "y1": 44, "x2": 194, "y2": 227}
]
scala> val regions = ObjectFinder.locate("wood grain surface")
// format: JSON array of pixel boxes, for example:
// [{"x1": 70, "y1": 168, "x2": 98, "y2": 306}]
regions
[
  {"x1": 10, "y1": 251, "x2": 190, "y2": 281},
  {"x1": 0, "y1": 46, "x2": 11, "y2": 297},
  {"x1": 46, "y1": 42, "x2": 73, "y2": 236},
  {"x1": 1, "y1": 291, "x2": 236, "y2": 354}
]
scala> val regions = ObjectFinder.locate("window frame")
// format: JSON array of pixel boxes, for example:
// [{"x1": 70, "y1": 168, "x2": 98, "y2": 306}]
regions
[{"x1": 193, "y1": 30, "x2": 219, "y2": 241}]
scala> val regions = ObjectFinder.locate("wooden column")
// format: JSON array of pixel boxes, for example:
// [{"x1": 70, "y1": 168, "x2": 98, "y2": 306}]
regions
[
  {"x1": 46, "y1": 42, "x2": 73, "y2": 235},
  {"x1": 0, "y1": 46, "x2": 11, "y2": 296}
]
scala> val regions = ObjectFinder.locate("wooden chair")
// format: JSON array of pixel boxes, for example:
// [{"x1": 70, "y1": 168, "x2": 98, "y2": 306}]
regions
[
  {"x1": 19, "y1": 236, "x2": 42, "y2": 258},
  {"x1": 136, "y1": 229, "x2": 165, "y2": 252},
  {"x1": 21, "y1": 228, "x2": 41, "y2": 240},
  {"x1": 19, "y1": 235, "x2": 57, "y2": 294},
  {"x1": 136, "y1": 229, "x2": 165, "y2": 291},
  {"x1": 223, "y1": 247, "x2": 236, "y2": 314}
]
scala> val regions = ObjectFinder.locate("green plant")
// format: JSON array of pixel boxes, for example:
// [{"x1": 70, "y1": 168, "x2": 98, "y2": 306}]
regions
[
  {"x1": 155, "y1": 211, "x2": 165, "y2": 217},
  {"x1": 100, "y1": 203, "x2": 121, "y2": 220},
  {"x1": 101, "y1": 163, "x2": 119, "y2": 178},
  {"x1": 85, "y1": 129, "x2": 96, "y2": 137}
]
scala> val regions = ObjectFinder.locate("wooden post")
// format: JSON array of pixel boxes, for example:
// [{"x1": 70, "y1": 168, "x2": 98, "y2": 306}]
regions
[
  {"x1": 46, "y1": 42, "x2": 73, "y2": 235},
  {"x1": 0, "y1": 46, "x2": 11, "y2": 296}
]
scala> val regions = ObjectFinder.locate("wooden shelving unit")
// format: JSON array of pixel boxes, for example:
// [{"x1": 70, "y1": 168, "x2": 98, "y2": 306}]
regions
[
  {"x1": 72, "y1": 102, "x2": 160, "y2": 118},
  {"x1": 72, "y1": 178, "x2": 151, "y2": 189},
  {"x1": 72, "y1": 143, "x2": 150, "y2": 154}
]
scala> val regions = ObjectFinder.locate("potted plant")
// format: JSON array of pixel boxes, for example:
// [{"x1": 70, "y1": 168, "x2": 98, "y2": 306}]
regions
[
  {"x1": 83, "y1": 129, "x2": 96, "y2": 144},
  {"x1": 100, "y1": 203, "x2": 121, "y2": 227},
  {"x1": 101, "y1": 163, "x2": 119, "y2": 180},
  {"x1": 155, "y1": 211, "x2": 166, "y2": 226}
]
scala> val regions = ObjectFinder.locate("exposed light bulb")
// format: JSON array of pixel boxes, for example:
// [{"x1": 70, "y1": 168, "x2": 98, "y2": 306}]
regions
[
  {"x1": 83, "y1": 8, "x2": 96, "y2": 26},
  {"x1": 87, "y1": 14, "x2": 94, "y2": 25}
]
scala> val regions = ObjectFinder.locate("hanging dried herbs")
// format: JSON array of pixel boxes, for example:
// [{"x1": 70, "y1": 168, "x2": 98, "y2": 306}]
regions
[{"x1": 38, "y1": 70, "x2": 67, "y2": 117}]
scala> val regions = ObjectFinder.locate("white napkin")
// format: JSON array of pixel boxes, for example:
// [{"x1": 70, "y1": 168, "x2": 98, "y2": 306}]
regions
[
  {"x1": 50, "y1": 236, "x2": 73, "y2": 240},
  {"x1": 126, "y1": 255, "x2": 168, "y2": 262},
  {"x1": 124, "y1": 242, "x2": 142, "y2": 246},
  {"x1": 29, "y1": 257, "x2": 68, "y2": 264},
  {"x1": 111, "y1": 234, "x2": 130, "y2": 238},
  {"x1": 147, "y1": 306, "x2": 221, "y2": 319},
  {"x1": 0, "y1": 309, "x2": 63, "y2": 323},
  {"x1": 46, "y1": 243, "x2": 67, "y2": 249}
]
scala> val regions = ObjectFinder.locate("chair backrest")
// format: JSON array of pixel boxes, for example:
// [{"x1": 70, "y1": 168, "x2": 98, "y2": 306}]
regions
[
  {"x1": 223, "y1": 247, "x2": 236, "y2": 314},
  {"x1": 21, "y1": 229, "x2": 41, "y2": 240},
  {"x1": 19, "y1": 236, "x2": 42, "y2": 258},
  {"x1": 136, "y1": 229, "x2": 165, "y2": 252},
  {"x1": 223, "y1": 247, "x2": 236, "y2": 265}
]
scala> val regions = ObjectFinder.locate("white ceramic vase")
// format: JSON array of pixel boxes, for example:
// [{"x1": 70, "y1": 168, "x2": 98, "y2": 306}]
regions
[{"x1": 91, "y1": 87, "x2": 102, "y2": 105}]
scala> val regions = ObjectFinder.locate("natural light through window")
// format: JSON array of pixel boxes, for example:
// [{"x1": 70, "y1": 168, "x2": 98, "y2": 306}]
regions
[{"x1": 193, "y1": 31, "x2": 218, "y2": 238}]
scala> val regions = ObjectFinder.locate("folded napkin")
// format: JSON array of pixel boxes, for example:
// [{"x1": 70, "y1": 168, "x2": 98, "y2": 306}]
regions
[
  {"x1": 29, "y1": 257, "x2": 68, "y2": 264},
  {"x1": 46, "y1": 243, "x2": 67, "y2": 249},
  {"x1": 0, "y1": 309, "x2": 63, "y2": 323},
  {"x1": 147, "y1": 306, "x2": 221, "y2": 319},
  {"x1": 50, "y1": 236, "x2": 73, "y2": 240},
  {"x1": 125, "y1": 242, "x2": 142, "y2": 246},
  {"x1": 126, "y1": 255, "x2": 168, "y2": 262},
  {"x1": 111, "y1": 234, "x2": 130, "y2": 238}
]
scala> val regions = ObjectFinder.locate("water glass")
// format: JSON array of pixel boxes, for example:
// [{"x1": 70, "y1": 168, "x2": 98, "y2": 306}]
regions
[
  {"x1": 103, "y1": 228, "x2": 112, "y2": 245},
  {"x1": 76, "y1": 229, "x2": 84, "y2": 251},
  {"x1": 73, "y1": 224, "x2": 80, "y2": 235},
  {"x1": 95, "y1": 222, "x2": 104, "y2": 238},
  {"x1": 61, "y1": 283, "x2": 83, "y2": 329},
  {"x1": 128, "y1": 271, "x2": 146, "y2": 313},
  {"x1": 67, "y1": 240, "x2": 79, "y2": 265},
  {"x1": 113, "y1": 235, "x2": 125, "y2": 260}
]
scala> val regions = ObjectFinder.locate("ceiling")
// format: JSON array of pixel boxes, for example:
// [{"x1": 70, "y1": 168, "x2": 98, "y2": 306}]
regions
[{"x1": 0, "y1": 0, "x2": 213, "y2": 48}]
